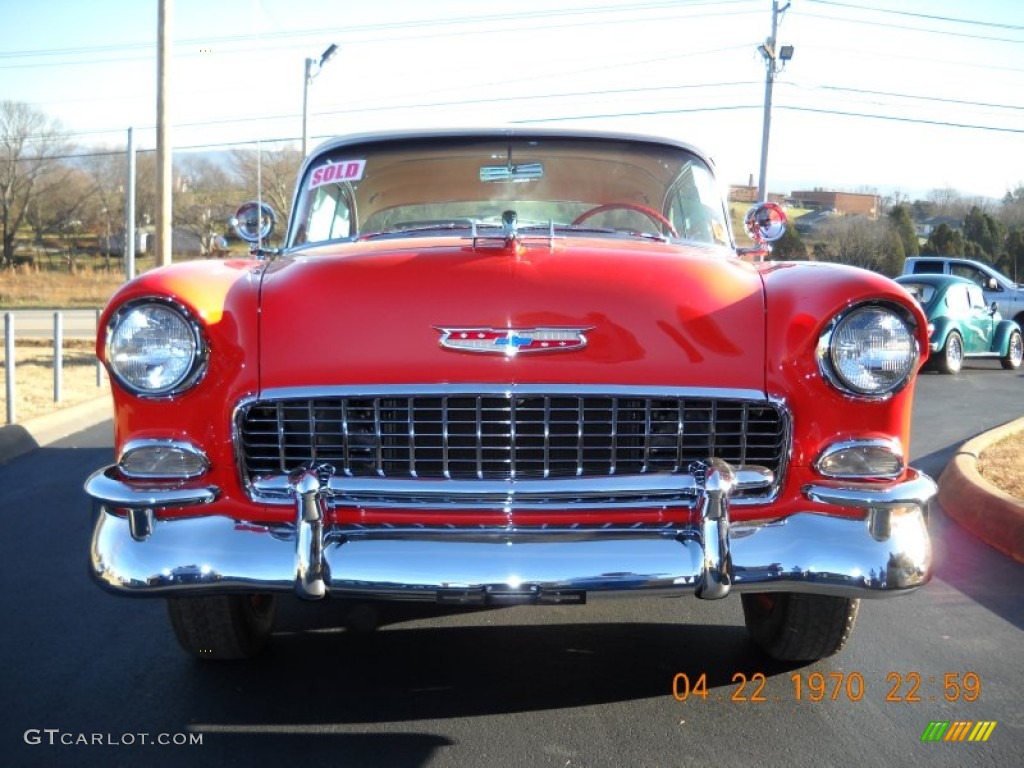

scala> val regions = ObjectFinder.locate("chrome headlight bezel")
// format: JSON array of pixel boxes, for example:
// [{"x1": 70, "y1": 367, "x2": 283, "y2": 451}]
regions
[
  {"x1": 105, "y1": 298, "x2": 208, "y2": 398},
  {"x1": 817, "y1": 303, "x2": 919, "y2": 400}
]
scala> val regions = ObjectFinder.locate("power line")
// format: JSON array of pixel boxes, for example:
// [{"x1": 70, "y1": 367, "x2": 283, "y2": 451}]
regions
[
  {"x1": 778, "y1": 104, "x2": 1024, "y2": 134},
  {"x1": 11, "y1": 101, "x2": 1023, "y2": 167},
  {"x1": 18, "y1": 74, "x2": 1022, "y2": 148},
  {"x1": 806, "y1": 0, "x2": 1024, "y2": 31},
  {"x1": 791, "y1": 41, "x2": 1024, "y2": 75},
  {"x1": 0, "y1": 1, "x2": 760, "y2": 66},
  {"x1": 797, "y1": 10, "x2": 1024, "y2": 45},
  {"x1": 791, "y1": 83, "x2": 1024, "y2": 113}
]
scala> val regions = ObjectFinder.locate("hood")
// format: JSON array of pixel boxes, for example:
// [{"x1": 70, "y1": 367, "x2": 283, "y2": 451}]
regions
[{"x1": 257, "y1": 238, "x2": 766, "y2": 393}]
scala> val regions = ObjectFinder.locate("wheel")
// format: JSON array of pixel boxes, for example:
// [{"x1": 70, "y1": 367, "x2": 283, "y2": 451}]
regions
[
  {"x1": 571, "y1": 202, "x2": 679, "y2": 238},
  {"x1": 1001, "y1": 329, "x2": 1022, "y2": 370},
  {"x1": 936, "y1": 331, "x2": 963, "y2": 374},
  {"x1": 167, "y1": 594, "x2": 276, "y2": 660},
  {"x1": 741, "y1": 592, "x2": 860, "y2": 661}
]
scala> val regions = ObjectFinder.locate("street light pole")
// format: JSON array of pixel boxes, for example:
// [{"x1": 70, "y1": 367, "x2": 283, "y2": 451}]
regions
[
  {"x1": 301, "y1": 43, "x2": 338, "y2": 157},
  {"x1": 756, "y1": 0, "x2": 793, "y2": 202}
]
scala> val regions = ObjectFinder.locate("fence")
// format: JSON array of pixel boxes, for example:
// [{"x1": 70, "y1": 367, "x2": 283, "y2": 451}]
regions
[{"x1": 3, "y1": 310, "x2": 106, "y2": 425}]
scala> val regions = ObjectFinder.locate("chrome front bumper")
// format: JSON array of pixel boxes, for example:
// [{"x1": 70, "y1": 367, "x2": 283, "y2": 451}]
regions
[{"x1": 86, "y1": 462, "x2": 936, "y2": 603}]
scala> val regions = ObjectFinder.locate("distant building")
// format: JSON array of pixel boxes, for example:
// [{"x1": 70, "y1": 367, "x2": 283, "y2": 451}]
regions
[
  {"x1": 728, "y1": 185, "x2": 787, "y2": 204},
  {"x1": 915, "y1": 215, "x2": 963, "y2": 239},
  {"x1": 789, "y1": 190, "x2": 880, "y2": 219}
]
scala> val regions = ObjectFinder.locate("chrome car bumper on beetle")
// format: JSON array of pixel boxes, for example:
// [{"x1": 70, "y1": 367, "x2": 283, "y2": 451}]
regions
[{"x1": 86, "y1": 459, "x2": 936, "y2": 603}]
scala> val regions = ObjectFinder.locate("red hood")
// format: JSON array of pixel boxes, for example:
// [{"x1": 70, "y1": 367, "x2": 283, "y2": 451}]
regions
[{"x1": 257, "y1": 238, "x2": 766, "y2": 392}]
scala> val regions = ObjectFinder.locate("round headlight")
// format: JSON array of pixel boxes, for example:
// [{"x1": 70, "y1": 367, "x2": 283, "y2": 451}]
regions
[
  {"x1": 819, "y1": 305, "x2": 917, "y2": 397},
  {"x1": 106, "y1": 300, "x2": 206, "y2": 396}
]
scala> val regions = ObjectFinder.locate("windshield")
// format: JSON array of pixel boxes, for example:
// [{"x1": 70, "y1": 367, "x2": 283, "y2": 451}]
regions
[{"x1": 288, "y1": 136, "x2": 732, "y2": 248}]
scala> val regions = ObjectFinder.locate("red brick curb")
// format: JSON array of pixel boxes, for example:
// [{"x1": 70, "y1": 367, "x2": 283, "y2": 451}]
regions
[{"x1": 937, "y1": 417, "x2": 1024, "y2": 565}]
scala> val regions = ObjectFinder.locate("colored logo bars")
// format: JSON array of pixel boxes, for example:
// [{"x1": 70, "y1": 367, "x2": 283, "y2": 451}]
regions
[
  {"x1": 921, "y1": 721, "x2": 997, "y2": 742},
  {"x1": 437, "y1": 327, "x2": 591, "y2": 355}
]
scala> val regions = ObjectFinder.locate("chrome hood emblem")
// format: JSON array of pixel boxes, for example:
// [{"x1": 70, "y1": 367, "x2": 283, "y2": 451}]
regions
[{"x1": 437, "y1": 327, "x2": 592, "y2": 355}]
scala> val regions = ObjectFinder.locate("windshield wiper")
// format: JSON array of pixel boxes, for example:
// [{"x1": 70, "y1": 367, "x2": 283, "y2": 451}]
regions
[
  {"x1": 358, "y1": 219, "x2": 482, "y2": 240},
  {"x1": 551, "y1": 224, "x2": 668, "y2": 242}
]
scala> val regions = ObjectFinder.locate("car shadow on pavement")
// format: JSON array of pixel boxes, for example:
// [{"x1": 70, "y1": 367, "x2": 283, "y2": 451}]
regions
[{"x1": 177, "y1": 608, "x2": 801, "y2": 727}]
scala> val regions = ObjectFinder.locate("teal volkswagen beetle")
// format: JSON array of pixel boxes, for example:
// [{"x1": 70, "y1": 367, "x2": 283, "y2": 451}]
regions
[{"x1": 896, "y1": 274, "x2": 1023, "y2": 374}]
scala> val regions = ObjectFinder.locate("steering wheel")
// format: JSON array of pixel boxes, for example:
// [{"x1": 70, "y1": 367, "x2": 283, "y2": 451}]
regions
[{"x1": 572, "y1": 202, "x2": 678, "y2": 238}]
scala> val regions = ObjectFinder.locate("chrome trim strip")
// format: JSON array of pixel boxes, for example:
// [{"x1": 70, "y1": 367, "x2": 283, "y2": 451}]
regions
[
  {"x1": 248, "y1": 466, "x2": 774, "y2": 509},
  {"x1": 85, "y1": 465, "x2": 219, "y2": 510},
  {"x1": 254, "y1": 383, "x2": 772, "y2": 402}
]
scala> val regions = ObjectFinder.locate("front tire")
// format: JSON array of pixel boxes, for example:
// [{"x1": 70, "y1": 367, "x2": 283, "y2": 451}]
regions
[
  {"x1": 937, "y1": 331, "x2": 963, "y2": 374},
  {"x1": 1001, "y1": 329, "x2": 1023, "y2": 370},
  {"x1": 167, "y1": 594, "x2": 276, "y2": 660},
  {"x1": 741, "y1": 593, "x2": 860, "y2": 661}
]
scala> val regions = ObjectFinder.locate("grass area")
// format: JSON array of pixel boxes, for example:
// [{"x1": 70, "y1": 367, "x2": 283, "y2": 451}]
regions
[
  {"x1": 977, "y1": 429, "x2": 1024, "y2": 502},
  {"x1": 1, "y1": 263, "x2": 127, "y2": 309},
  {"x1": 1, "y1": 339, "x2": 109, "y2": 423}
]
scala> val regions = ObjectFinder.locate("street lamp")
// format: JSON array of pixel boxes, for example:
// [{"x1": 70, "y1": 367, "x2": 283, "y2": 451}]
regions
[
  {"x1": 756, "y1": 1, "x2": 793, "y2": 202},
  {"x1": 302, "y1": 43, "x2": 338, "y2": 157}
]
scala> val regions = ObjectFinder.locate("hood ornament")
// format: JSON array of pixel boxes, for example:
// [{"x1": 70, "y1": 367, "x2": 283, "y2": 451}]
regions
[{"x1": 437, "y1": 327, "x2": 592, "y2": 355}]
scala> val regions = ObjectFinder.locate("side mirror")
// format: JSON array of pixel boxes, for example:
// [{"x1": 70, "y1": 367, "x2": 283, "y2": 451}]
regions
[
  {"x1": 990, "y1": 301, "x2": 999, "y2": 315},
  {"x1": 737, "y1": 202, "x2": 787, "y2": 260},
  {"x1": 231, "y1": 201, "x2": 277, "y2": 244}
]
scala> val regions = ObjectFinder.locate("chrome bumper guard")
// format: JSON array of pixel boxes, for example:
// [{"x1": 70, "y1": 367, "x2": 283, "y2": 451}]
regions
[{"x1": 86, "y1": 461, "x2": 936, "y2": 603}]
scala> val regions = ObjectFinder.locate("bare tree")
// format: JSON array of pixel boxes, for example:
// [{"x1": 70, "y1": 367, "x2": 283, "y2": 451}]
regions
[
  {"x1": 230, "y1": 145, "x2": 302, "y2": 235},
  {"x1": 927, "y1": 186, "x2": 969, "y2": 219},
  {"x1": 80, "y1": 147, "x2": 130, "y2": 269},
  {"x1": 0, "y1": 101, "x2": 74, "y2": 267},
  {"x1": 23, "y1": 165, "x2": 95, "y2": 272},
  {"x1": 175, "y1": 154, "x2": 244, "y2": 256},
  {"x1": 812, "y1": 216, "x2": 904, "y2": 277}
]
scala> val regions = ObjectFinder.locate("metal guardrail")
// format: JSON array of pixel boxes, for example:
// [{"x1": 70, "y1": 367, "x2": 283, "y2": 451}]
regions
[{"x1": 3, "y1": 310, "x2": 106, "y2": 425}]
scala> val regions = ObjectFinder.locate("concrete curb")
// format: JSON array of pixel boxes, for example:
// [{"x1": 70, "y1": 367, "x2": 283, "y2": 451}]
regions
[
  {"x1": 937, "y1": 416, "x2": 1024, "y2": 565},
  {"x1": 0, "y1": 397, "x2": 112, "y2": 463}
]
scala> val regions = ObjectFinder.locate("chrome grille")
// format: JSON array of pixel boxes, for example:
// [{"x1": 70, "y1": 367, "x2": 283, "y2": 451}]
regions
[{"x1": 237, "y1": 391, "x2": 787, "y2": 499}]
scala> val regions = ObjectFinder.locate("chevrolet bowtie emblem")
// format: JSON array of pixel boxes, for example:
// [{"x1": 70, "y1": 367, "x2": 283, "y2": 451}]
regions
[{"x1": 436, "y1": 327, "x2": 592, "y2": 355}]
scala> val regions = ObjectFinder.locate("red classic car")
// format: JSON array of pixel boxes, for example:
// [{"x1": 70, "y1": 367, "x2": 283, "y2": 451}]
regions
[{"x1": 87, "y1": 128, "x2": 935, "y2": 661}]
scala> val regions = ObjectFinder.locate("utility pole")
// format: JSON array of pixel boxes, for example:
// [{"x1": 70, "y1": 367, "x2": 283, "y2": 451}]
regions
[
  {"x1": 756, "y1": 0, "x2": 794, "y2": 202},
  {"x1": 125, "y1": 127, "x2": 136, "y2": 281},
  {"x1": 156, "y1": 0, "x2": 173, "y2": 266}
]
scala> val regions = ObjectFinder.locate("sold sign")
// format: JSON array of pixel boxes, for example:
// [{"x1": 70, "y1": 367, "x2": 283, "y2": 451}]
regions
[{"x1": 309, "y1": 159, "x2": 366, "y2": 189}]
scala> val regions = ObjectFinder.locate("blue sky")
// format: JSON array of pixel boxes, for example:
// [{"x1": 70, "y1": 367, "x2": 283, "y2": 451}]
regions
[{"x1": 1, "y1": 0, "x2": 1022, "y2": 200}]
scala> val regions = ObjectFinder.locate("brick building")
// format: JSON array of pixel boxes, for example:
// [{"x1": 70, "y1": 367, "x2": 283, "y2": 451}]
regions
[{"x1": 789, "y1": 190, "x2": 880, "y2": 219}]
